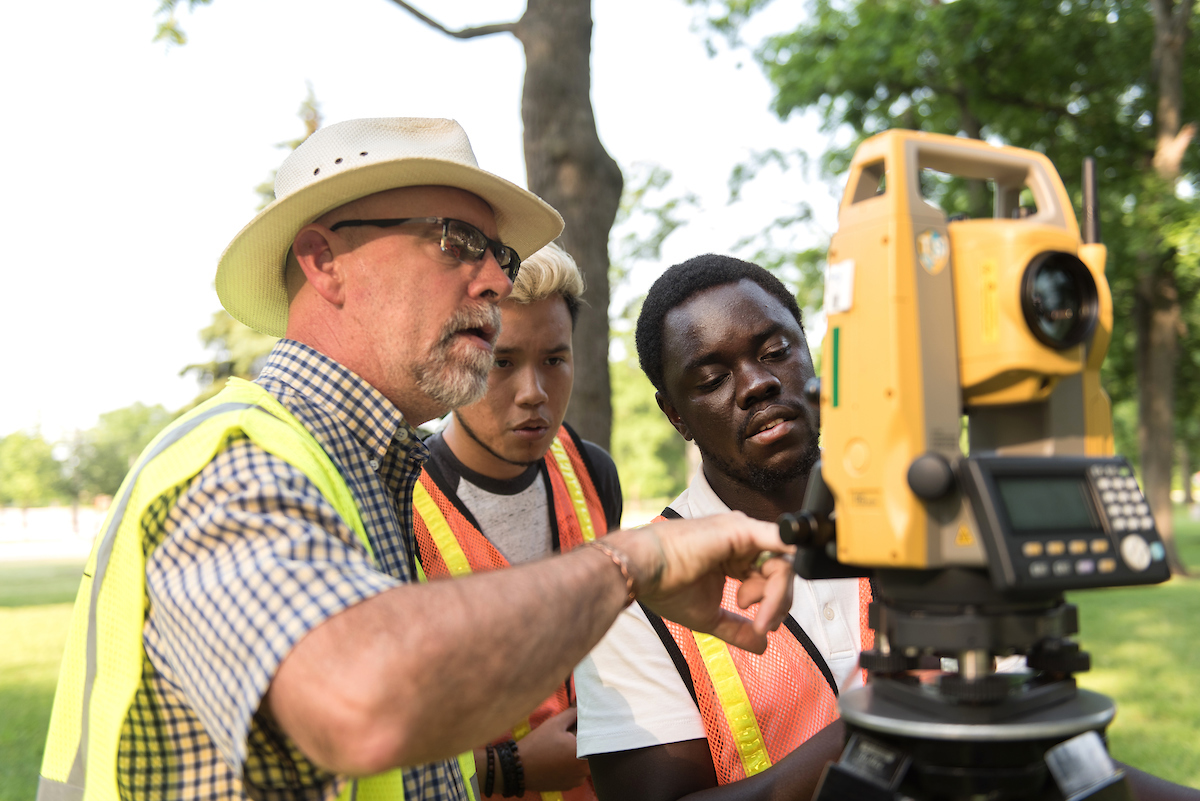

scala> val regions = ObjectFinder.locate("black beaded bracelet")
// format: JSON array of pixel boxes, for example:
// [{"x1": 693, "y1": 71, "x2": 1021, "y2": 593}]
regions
[
  {"x1": 484, "y1": 745, "x2": 496, "y2": 797},
  {"x1": 497, "y1": 739, "x2": 519, "y2": 798},
  {"x1": 510, "y1": 739, "x2": 525, "y2": 797}
]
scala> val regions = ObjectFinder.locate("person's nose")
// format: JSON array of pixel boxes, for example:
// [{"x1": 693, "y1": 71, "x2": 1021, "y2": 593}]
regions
[
  {"x1": 736, "y1": 362, "x2": 782, "y2": 409},
  {"x1": 514, "y1": 365, "x2": 549, "y2": 408},
  {"x1": 468, "y1": 249, "x2": 513, "y2": 302}
]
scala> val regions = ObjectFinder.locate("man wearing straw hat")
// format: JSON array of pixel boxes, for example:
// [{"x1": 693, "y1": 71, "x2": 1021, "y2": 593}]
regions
[{"x1": 38, "y1": 118, "x2": 796, "y2": 801}]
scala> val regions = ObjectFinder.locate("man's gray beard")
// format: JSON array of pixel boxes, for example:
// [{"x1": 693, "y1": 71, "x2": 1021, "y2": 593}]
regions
[{"x1": 414, "y1": 306, "x2": 501, "y2": 410}]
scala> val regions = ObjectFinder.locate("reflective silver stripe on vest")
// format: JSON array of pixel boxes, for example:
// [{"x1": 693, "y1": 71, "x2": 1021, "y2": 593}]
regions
[
  {"x1": 48, "y1": 402, "x2": 264, "y2": 800},
  {"x1": 36, "y1": 775, "x2": 83, "y2": 801}
]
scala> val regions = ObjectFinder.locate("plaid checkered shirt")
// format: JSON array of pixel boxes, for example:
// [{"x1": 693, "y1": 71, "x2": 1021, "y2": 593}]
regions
[{"x1": 119, "y1": 339, "x2": 471, "y2": 800}]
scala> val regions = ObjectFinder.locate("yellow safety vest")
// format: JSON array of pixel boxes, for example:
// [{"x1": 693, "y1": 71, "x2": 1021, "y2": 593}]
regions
[{"x1": 38, "y1": 378, "x2": 476, "y2": 801}]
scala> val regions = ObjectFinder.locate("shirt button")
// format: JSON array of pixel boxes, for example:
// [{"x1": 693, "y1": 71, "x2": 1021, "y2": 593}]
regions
[
  {"x1": 369, "y1": 459, "x2": 380, "y2": 471},
  {"x1": 823, "y1": 604, "x2": 835, "y2": 621}
]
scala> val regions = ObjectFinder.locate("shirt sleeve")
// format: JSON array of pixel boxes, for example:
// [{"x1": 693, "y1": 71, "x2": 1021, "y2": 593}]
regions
[
  {"x1": 143, "y1": 436, "x2": 400, "y2": 774},
  {"x1": 574, "y1": 602, "x2": 706, "y2": 757}
]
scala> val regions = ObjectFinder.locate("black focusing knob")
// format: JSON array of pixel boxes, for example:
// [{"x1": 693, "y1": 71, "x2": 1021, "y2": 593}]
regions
[
  {"x1": 803, "y1": 377, "x2": 821, "y2": 405},
  {"x1": 939, "y1": 673, "x2": 1011, "y2": 705},
  {"x1": 907, "y1": 452, "x2": 955, "y2": 500},
  {"x1": 859, "y1": 649, "x2": 909, "y2": 675},
  {"x1": 1027, "y1": 640, "x2": 1091, "y2": 674}
]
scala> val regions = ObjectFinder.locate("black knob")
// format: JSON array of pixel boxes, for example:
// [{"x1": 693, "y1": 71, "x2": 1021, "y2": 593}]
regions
[
  {"x1": 778, "y1": 512, "x2": 818, "y2": 547},
  {"x1": 803, "y1": 377, "x2": 821, "y2": 404},
  {"x1": 939, "y1": 673, "x2": 1011, "y2": 704},
  {"x1": 859, "y1": 649, "x2": 909, "y2": 674},
  {"x1": 907, "y1": 452, "x2": 955, "y2": 500},
  {"x1": 1027, "y1": 640, "x2": 1091, "y2": 674}
]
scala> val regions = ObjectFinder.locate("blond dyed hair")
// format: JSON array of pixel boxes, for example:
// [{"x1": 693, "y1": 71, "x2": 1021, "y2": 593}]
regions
[{"x1": 510, "y1": 241, "x2": 585, "y2": 327}]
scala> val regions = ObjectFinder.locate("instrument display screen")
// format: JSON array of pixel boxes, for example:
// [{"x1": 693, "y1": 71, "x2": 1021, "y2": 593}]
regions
[{"x1": 995, "y1": 476, "x2": 1098, "y2": 532}]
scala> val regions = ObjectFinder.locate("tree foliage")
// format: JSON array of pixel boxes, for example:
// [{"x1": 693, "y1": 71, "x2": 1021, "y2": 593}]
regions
[
  {"x1": 607, "y1": 165, "x2": 699, "y2": 502},
  {"x1": 181, "y1": 310, "x2": 279, "y2": 408},
  {"x1": 0, "y1": 431, "x2": 69, "y2": 508},
  {"x1": 610, "y1": 351, "x2": 690, "y2": 503},
  {"x1": 72, "y1": 403, "x2": 174, "y2": 498}
]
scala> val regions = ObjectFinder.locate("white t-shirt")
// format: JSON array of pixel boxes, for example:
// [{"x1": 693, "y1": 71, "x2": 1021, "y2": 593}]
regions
[{"x1": 574, "y1": 470, "x2": 866, "y2": 757}]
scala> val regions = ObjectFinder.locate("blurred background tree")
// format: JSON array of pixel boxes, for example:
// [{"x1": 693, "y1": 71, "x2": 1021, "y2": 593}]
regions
[
  {"x1": 177, "y1": 91, "x2": 319, "y2": 408},
  {"x1": 70, "y1": 404, "x2": 174, "y2": 499},
  {"x1": 0, "y1": 432, "x2": 69, "y2": 510}
]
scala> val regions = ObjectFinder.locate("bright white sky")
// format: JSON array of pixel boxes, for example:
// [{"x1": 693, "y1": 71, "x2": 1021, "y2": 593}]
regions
[{"x1": 0, "y1": 0, "x2": 839, "y2": 440}]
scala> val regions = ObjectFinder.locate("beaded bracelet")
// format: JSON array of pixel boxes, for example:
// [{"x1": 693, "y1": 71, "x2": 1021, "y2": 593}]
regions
[
  {"x1": 497, "y1": 739, "x2": 519, "y2": 798},
  {"x1": 484, "y1": 744, "x2": 496, "y2": 797},
  {"x1": 589, "y1": 540, "x2": 636, "y2": 607},
  {"x1": 510, "y1": 739, "x2": 525, "y2": 797}
]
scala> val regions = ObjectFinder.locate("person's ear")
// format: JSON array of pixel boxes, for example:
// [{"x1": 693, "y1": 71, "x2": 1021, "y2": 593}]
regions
[
  {"x1": 292, "y1": 225, "x2": 345, "y2": 307},
  {"x1": 656, "y1": 391, "x2": 693, "y2": 441}
]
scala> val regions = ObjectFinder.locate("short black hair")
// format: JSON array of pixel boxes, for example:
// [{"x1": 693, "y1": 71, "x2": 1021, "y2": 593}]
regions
[{"x1": 635, "y1": 254, "x2": 804, "y2": 394}]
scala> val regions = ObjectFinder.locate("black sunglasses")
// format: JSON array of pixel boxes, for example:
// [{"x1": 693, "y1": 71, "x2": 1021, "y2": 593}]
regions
[{"x1": 329, "y1": 217, "x2": 521, "y2": 281}]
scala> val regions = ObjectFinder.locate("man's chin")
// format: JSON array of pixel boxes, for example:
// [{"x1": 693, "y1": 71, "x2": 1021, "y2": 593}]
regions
[
  {"x1": 415, "y1": 364, "x2": 490, "y2": 411},
  {"x1": 709, "y1": 444, "x2": 819, "y2": 493}
]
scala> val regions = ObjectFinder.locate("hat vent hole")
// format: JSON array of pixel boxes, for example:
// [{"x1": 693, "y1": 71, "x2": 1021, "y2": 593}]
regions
[
  {"x1": 360, "y1": 151, "x2": 368, "y2": 156},
  {"x1": 335, "y1": 157, "x2": 343, "y2": 164},
  {"x1": 313, "y1": 168, "x2": 320, "y2": 175}
]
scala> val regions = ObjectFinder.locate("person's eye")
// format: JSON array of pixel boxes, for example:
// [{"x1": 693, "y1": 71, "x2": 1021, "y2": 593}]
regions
[
  {"x1": 493, "y1": 358, "x2": 512, "y2": 369},
  {"x1": 546, "y1": 356, "x2": 564, "y2": 366},
  {"x1": 444, "y1": 225, "x2": 484, "y2": 260},
  {"x1": 764, "y1": 344, "x2": 791, "y2": 361},
  {"x1": 696, "y1": 374, "x2": 727, "y2": 392}
]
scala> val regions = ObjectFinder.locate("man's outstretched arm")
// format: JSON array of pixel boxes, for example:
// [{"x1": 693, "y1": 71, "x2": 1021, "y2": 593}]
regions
[{"x1": 267, "y1": 513, "x2": 795, "y2": 775}]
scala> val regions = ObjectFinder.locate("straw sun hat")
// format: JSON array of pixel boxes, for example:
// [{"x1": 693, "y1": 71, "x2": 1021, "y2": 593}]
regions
[{"x1": 216, "y1": 117, "x2": 565, "y2": 337}]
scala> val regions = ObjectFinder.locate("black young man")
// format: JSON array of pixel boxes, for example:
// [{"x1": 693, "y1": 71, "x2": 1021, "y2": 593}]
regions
[{"x1": 574, "y1": 254, "x2": 871, "y2": 801}]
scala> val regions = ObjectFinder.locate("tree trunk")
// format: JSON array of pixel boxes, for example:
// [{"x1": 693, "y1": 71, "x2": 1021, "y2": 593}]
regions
[
  {"x1": 514, "y1": 0, "x2": 622, "y2": 451},
  {"x1": 1178, "y1": 441, "x2": 1194, "y2": 506},
  {"x1": 1140, "y1": 0, "x2": 1195, "y2": 574},
  {"x1": 1136, "y1": 266, "x2": 1187, "y2": 573}
]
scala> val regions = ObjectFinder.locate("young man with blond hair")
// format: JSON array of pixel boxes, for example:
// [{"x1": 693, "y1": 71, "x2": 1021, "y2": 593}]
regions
[{"x1": 415, "y1": 242, "x2": 619, "y2": 799}]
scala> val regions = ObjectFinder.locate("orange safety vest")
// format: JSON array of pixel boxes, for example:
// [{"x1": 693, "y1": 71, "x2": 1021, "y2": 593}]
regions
[
  {"x1": 646, "y1": 513, "x2": 874, "y2": 786},
  {"x1": 412, "y1": 426, "x2": 607, "y2": 801}
]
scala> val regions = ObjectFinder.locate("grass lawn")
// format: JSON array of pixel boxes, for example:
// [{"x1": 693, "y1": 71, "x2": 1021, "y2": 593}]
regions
[
  {"x1": 0, "y1": 559, "x2": 83, "y2": 801},
  {"x1": 1, "y1": 515, "x2": 1198, "y2": 798},
  {"x1": 1071, "y1": 511, "x2": 1200, "y2": 788},
  {"x1": 0, "y1": 602, "x2": 75, "y2": 801}
]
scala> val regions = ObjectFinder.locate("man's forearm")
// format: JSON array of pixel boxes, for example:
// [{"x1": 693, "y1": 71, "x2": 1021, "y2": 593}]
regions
[
  {"x1": 269, "y1": 539, "x2": 628, "y2": 773},
  {"x1": 268, "y1": 513, "x2": 792, "y2": 775}
]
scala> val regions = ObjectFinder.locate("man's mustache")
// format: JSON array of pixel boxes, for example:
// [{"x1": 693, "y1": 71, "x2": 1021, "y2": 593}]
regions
[{"x1": 438, "y1": 304, "x2": 502, "y2": 348}]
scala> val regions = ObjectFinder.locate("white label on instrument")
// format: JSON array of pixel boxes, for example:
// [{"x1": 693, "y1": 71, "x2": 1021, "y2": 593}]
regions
[{"x1": 825, "y1": 259, "x2": 855, "y2": 315}]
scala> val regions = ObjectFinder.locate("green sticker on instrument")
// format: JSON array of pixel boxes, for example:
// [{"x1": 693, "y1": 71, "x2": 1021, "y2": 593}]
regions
[{"x1": 832, "y1": 327, "x2": 840, "y2": 408}]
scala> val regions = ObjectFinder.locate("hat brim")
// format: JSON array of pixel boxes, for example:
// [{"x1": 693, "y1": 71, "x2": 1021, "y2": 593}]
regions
[{"x1": 216, "y1": 157, "x2": 564, "y2": 337}]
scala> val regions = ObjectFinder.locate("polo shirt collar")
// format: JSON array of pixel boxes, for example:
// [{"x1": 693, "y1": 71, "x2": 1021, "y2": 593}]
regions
[{"x1": 257, "y1": 339, "x2": 418, "y2": 461}]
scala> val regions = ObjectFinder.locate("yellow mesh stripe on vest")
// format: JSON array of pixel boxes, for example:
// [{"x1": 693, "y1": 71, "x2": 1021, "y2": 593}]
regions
[
  {"x1": 413, "y1": 482, "x2": 474, "y2": 577},
  {"x1": 547, "y1": 439, "x2": 595, "y2": 543},
  {"x1": 691, "y1": 633, "x2": 772, "y2": 778}
]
